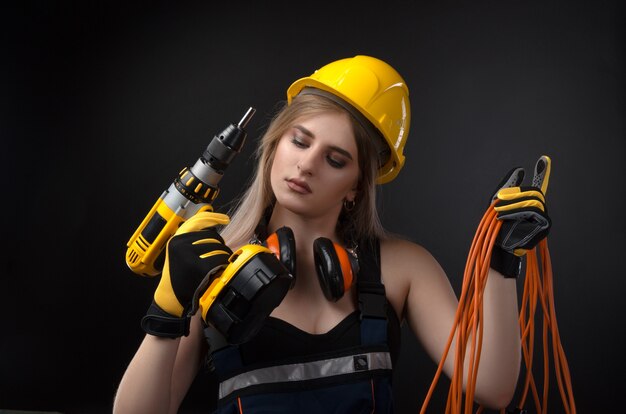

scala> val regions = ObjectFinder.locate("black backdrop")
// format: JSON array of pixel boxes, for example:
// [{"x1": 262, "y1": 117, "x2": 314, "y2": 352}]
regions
[{"x1": 2, "y1": 1, "x2": 624, "y2": 413}]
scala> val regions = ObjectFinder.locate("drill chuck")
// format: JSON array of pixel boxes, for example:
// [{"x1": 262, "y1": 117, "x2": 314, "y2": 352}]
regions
[
  {"x1": 203, "y1": 107, "x2": 255, "y2": 171},
  {"x1": 126, "y1": 107, "x2": 256, "y2": 276}
]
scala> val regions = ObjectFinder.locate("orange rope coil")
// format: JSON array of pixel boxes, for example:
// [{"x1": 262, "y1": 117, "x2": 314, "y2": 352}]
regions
[{"x1": 420, "y1": 201, "x2": 576, "y2": 414}]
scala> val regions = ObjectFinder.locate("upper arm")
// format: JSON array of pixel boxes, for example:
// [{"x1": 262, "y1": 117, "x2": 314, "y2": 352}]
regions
[
  {"x1": 382, "y1": 238, "x2": 523, "y2": 407},
  {"x1": 381, "y1": 238, "x2": 459, "y2": 369}
]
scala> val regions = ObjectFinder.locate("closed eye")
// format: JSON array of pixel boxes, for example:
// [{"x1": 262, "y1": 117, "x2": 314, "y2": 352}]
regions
[
  {"x1": 291, "y1": 136, "x2": 308, "y2": 148},
  {"x1": 326, "y1": 154, "x2": 346, "y2": 168},
  {"x1": 290, "y1": 125, "x2": 353, "y2": 169}
]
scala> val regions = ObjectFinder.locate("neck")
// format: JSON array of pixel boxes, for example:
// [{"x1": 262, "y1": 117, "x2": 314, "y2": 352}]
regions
[
  {"x1": 268, "y1": 203, "x2": 341, "y2": 245},
  {"x1": 266, "y1": 203, "x2": 341, "y2": 293}
]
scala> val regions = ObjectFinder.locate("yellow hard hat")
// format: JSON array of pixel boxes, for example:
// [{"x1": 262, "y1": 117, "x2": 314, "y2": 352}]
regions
[{"x1": 287, "y1": 55, "x2": 411, "y2": 184}]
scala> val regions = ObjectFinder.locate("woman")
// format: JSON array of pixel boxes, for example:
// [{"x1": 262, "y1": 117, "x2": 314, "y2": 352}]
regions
[{"x1": 114, "y1": 55, "x2": 548, "y2": 413}]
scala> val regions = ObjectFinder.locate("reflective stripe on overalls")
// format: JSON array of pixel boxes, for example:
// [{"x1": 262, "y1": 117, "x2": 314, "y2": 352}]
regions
[{"x1": 207, "y1": 239, "x2": 394, "y2": 414}]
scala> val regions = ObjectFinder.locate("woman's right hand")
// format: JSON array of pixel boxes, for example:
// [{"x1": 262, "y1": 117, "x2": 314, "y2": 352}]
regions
[{"x1": 142, "y1": 211, "x2": 233, "y2": 338}]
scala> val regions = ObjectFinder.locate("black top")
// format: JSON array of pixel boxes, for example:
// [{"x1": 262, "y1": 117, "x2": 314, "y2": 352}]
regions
[
  {"x1": 238, "y1": 238, "x2": 401, "y2": 367},
  {"x1": 239, "y1": 307, "x2": 401, "y2": 367}
]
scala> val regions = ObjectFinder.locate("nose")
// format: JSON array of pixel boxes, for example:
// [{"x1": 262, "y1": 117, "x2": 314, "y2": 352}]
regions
[{"x1": 297, "y1": 149, "x2": 317, "y2": 176}]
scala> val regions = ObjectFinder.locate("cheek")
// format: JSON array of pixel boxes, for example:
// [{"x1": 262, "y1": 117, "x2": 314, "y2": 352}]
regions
[
  {"x1": 269, "y1": 157, "x2": 280, "y2": 190},
  {"x1": 270, "y1": 141, "x2": 288, "y2": 185},
  {"x1": 271, "y1": 142, "x2": 285, "y2": 171},
  {"x1": 342, "y1": 159, "x2": 360, "y2": 189},
  {"x1": 326, "y1": 169, "x2": 359, "y2": 200}
]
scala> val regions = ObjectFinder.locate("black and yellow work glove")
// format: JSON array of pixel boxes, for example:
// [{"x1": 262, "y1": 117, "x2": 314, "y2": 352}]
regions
[
  {"x1": 141, "y1": 211, "x2": 233, "y2": 338},
  {"x1": 490, "y1": 155, "x2": 552, "y2": 278}
]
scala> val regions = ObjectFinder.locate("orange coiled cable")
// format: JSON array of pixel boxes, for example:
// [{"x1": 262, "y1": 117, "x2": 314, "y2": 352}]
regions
[
  {"x1": 419, "y1": 202, "x2": 576, "y2": 414},
  {"x1": 515, "y1": 238, "x2": 576, "y2": 414}
]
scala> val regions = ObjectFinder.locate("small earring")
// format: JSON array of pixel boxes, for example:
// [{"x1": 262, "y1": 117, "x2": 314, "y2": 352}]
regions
[{"x1": 343, "y1": 199, "x2": 356, "y2": 212}]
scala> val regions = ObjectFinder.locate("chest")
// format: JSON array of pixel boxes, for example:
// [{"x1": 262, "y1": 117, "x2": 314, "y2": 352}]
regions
[{"x1": 270, "y1": 282, "x2": 358, "y2": 334}]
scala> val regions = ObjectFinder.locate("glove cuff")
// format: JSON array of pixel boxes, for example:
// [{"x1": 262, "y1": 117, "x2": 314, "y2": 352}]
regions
[
  {"x1": 141, "y1": 301, "x2": 190, "y2": 338},
  {"x1": 490, "y1": 245, "x2": 522, "y2": 279}
]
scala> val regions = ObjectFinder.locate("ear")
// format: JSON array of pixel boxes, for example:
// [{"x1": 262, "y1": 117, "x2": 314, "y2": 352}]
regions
[{"x1": 345, "y1": 188, "x2": 357, "y2": 203}]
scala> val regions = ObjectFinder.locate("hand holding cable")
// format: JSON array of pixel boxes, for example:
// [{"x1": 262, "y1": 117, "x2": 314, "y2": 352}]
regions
[
  {"x1": 421, "y1": 155, "x2": 576, "y2": 414},
  {"x1": 490, "y1": 156, "x2": 552, "y2": 278},
  {"x1": 141, "y1": 212, "x2": 233, "y2": 338}
]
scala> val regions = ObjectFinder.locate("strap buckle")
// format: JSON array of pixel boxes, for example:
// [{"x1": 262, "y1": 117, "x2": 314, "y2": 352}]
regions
[{"x1": 357, "y1": 280, "x2": 387, "y2": 319}]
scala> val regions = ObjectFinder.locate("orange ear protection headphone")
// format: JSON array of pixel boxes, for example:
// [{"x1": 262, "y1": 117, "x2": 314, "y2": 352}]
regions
[
  {"x1": 197, "y1": 222, "x2": 358, "y2": 344},
  {"x1": 262, "y1": 226, "x2": 359, "y2": 302}
]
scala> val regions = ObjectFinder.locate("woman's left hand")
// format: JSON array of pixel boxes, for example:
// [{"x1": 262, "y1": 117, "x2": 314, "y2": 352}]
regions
[{"x1": 491, "y1": 155, "x2": 552, "y2": 257}]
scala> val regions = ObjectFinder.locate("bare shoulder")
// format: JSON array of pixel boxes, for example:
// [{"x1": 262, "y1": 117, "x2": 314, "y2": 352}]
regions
[
  {"x1": 379, "y1": 234, "x2": 449, "y2": 320},
  {"x1": 379, "y1": 235, "x2": 444, "y2": 278}
]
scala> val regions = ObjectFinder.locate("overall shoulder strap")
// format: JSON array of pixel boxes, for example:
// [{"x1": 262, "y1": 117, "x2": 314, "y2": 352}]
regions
[
  {"x1": 204, "y1": 326, "x2": 243, "y2": 379},
  {"x1": 356, "y1": 238, "x2": 388, "y2": 345}
]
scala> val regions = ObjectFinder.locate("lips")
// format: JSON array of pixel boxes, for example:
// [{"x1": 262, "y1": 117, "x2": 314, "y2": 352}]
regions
[{"x1": 286, "y1": 178, "x2": 312, "y2": 194}]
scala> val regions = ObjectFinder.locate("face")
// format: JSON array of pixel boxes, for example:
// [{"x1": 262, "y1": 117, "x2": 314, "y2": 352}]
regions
[{"x1": 270, "y1": 111, "x2": 359, "y2": 219}]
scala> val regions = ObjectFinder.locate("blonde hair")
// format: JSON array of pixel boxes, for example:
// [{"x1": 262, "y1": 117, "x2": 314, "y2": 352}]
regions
[{"x1": 220, "y1": 94, "x2": 387, "y2": 248}]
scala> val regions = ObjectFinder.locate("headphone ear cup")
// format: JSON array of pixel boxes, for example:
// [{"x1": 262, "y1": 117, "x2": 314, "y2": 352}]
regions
[
  {"x1": 313, "y1": 238, "x2": 356, "y2": 302},
  {"x1": 200, "y1": 245, "x2": 294, "y2": 344},
  {"x1": 264, "y1": 226, "x2": 296, "y2": 287}
]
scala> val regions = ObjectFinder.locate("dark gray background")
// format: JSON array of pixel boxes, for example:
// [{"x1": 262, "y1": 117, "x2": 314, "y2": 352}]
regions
[{"x1": 2, "y1": 1, "x2": 624, "y2": 413}]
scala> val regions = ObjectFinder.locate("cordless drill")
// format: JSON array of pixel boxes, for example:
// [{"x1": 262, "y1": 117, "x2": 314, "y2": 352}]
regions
[{"x1": 125, "y1": 107, "x2": 256, "y2": 277}]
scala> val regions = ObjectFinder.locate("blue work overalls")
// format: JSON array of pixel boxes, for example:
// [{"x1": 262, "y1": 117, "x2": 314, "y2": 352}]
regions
[{"x1": 205, "y1": 239, "x2": 397, "y2": 413}]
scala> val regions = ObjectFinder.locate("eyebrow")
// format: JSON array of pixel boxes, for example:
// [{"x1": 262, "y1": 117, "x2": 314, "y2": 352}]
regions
[{"x1": 293, "y1": 125, "x2": 354, "y2": 160}]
